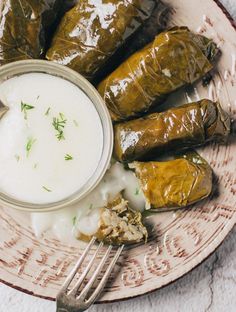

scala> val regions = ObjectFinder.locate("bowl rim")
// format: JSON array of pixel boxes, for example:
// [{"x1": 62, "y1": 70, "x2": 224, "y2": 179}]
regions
[{"x1": 0, "y1": 60, "x2": 113, "y2": 212}]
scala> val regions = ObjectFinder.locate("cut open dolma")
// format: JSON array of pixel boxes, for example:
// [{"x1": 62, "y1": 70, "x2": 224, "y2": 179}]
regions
[
  {"x1": 0, "y1": 0, "x2": 60, "y2": 65},
  {"x1": 130, "y1": 153, "x2": 212, "y2": 210},
  {"x1": 76, "y1": 194, "x2": 148, "y2": 245},
  {"x1": 114, "y1": 99, "x2": 230, "y2": 162},
  {"x1": 46, "y1": 0, "x2": 156, "y2": 80},
  {"x1": 98, "y1": 27, "x2": 219, "y2": 122}
]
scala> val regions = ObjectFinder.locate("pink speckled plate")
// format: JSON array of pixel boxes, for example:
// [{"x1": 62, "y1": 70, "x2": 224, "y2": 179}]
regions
[{"x1": 0, "y1": 0, "x2": 235, "y2": 303}]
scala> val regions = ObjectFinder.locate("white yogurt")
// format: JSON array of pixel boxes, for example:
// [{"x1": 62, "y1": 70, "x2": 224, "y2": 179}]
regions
[
  {"x1": 0, "y1": 73, "x2": 103, "y2": 204},
  {"x1": 31, "y1": 162, "x2": 146, "y2": 241}
]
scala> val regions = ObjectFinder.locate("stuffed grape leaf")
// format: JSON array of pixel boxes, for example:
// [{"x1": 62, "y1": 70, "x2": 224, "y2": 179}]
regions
[
  {"x1": 0, "y1": 0, "x2": 60, "y2": 65},
  {"x1": 130, "y1": 153, "x2": 213, "y2": 210},
  {"x1": 98, "y1": 27, "x2": 219, "y2": 122},
  {"x1": 46, "y1": 0, "x2": 156, "y2": 80},
  {"x1": 114, "y1": 99, "x2": 230, "y2": 162}
]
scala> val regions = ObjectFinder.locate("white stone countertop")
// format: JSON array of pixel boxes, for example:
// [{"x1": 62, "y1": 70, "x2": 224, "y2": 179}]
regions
[{"x1": 0, "y1": 1, "x2": 235, "y2": 311}]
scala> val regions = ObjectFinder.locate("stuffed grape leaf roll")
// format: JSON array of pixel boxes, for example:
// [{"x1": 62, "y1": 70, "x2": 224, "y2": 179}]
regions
[
  {"x1": 46, "y1": 0, "x2": 156, "y2": 80},
  {"x1": 98, "y1": 27, "x2": 219, "y2": 122},
  {"x1": 114, "y1": 99, "x2": 230, "y2": 162},
  {"x1": 129, "y1": 153, "x2": 212, "y2": 210},
  {"x1": 0, "y1": 0, "x2": 60, "y2": 65}
]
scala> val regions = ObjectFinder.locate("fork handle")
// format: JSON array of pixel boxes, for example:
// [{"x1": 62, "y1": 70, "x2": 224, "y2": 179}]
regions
[{"x1": 57, "y1": 307, "x2": 86, "y2": 312}]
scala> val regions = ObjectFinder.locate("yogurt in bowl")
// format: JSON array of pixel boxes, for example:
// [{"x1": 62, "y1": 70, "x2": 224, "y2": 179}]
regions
[{"x1": 0, "y1": 60, "x2": 113, "y2": 211}]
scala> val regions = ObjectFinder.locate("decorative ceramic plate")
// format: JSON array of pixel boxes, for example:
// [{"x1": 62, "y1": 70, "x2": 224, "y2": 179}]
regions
[{"x1": 0, "y1": 0, "x2": 235, "y2": 303}]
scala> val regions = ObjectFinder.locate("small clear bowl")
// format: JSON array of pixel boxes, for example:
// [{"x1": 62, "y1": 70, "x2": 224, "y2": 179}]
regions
[{"x1": 0, "y1": 60, "x2": 113, "y2": 212}]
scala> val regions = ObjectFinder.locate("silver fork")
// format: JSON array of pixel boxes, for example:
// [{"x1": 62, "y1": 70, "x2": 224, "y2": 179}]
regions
[{"x1": 56, "y1": 237, "x2": 124, "y2": 312}]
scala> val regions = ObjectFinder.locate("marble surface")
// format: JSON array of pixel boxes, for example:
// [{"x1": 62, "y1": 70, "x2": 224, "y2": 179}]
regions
[{"x1": 0, "y1": 1, "x2": 235, "y2": 311}]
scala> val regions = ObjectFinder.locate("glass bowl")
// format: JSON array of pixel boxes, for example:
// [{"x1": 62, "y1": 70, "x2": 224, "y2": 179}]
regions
[{"x1": 0, "y1": 60, "x2": 113, "y2": 212}]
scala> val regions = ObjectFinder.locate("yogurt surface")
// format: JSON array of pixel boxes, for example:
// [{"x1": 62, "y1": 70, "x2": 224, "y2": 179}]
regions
[{"x1": 0, "y1": 73, "x2": 103, "y2": 204}]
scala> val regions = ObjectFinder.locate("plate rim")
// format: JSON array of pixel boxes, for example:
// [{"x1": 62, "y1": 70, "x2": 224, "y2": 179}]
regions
[
  {"x1": 213, "y1": 0, "x2": 236, "y2": 30},
  {"x1": 0, "y1": 0, "x2": 235, "y2": 304}
]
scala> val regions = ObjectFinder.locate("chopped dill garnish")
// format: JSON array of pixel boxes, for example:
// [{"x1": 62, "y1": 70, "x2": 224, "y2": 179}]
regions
[
  {"x1": 15, "y1": 154, "x2": 20, "y2": 162},
  {"x1": 45, "y1": 107, "x2": 51, "y2": 116},
  {"x1": 89, "y1": 204, "x2": 93, "y2": 210},
  {"x1": 42, "y1": 186, "x2": 52, "y2": 192},
  {"x1": 21, "y1": 101, "x2": 34, "y2": 120},
  {"x1": 33, "y1": 163, "x2": 38, "y2": 169},
  {"x1": 72, "y1": 216, "x2": 77, "y2": 226},
  {"x1": 37, "y1": 95, "x2": 40, "y2": 100},
  {"x1": 59, "y1": 112, "x2": 65, "y2": 120},
  {"x1": 65, "y1": 154, "x2": 73, "y2": 161},
  {"x1": 73, "y1": 120, "x2": 79, "y2": 127},
  {"x1": 26, "y1": 137, "x2": 36, "y2": 157},
  {"x1": 134, "y1": 188, "x2": 140, "y2": 195},
  {"x1": 52, "y1": 112, "x2": 67, "y2": 141}
]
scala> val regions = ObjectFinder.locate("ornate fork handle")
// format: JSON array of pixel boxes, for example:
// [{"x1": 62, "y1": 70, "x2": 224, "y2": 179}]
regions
[{"x1": 57, "y1": 307, "x2": 85, "y2": 312}]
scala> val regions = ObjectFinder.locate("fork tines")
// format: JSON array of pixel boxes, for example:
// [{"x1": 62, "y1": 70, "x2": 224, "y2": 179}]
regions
[{"x1": 57, "y1": 237, "x2": 124, "y2": 307}]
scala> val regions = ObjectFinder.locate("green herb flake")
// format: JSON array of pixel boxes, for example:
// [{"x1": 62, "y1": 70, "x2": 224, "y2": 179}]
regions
[
  {"x1": 37, "y1": 95, "x2": 40, "y2": 100},
  {"x1": 65, "y1": 154, "x2": 73, "y2": 161},
  {"x1": 52, "y1": 113, "x2": 67, "y2": 141},
  {"x1": 89, "y1": 204, "x2": 93, "y2": 210},
  {"x1": 26, "y1": 137, "x2": 36, "y2": 157},
  {"x1": 42, "y1": 186, "x2": 52, "y2": 192},
  {"x1": 73, "y1": 120, "x2": 79, "y2": 127},
  {"x1": 33, "y1": 163, "x2": 38, "y2": 169},
  {"x1": 15, "y1": 154, "x2": 20, "y2": 162},
  {"x1": 45, "y1": 107, "x2": 51, "y2": 116},
  {"x1": 134, "y1": 188, "x2": 140, "y2": 196},
  {"x1": 59, "y1": 112, "x2": 65, "y2": 120},
  {"x1": 21, "y1": 101, "x2": 35, "y2": 120},
  {"x1": 72, "y1": 216, "x2": 77, "y2": 226}
]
